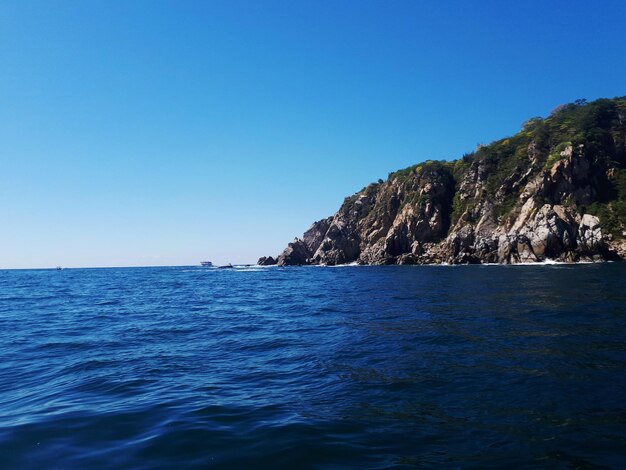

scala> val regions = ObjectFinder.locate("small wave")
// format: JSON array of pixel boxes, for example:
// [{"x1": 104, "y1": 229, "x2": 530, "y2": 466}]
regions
[
  {"x1": 95, "y1": 299, "x2": 122, "y2": 306},
  {"x1": 491, "y1": 259, "x2": 570, "y2": 266},
  {"x1": 309, "y1": 262, "x2": 362, "y2": 268}
]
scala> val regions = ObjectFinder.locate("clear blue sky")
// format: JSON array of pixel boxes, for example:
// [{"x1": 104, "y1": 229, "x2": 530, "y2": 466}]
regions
[{"x1": 1, "y1": 1, "x2": 625, "y2": 268}]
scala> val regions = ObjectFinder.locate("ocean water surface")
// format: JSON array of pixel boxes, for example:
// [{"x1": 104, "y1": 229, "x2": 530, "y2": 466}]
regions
[{"x1": 0, "y1": 264, "x2": 625, "y2": 468}]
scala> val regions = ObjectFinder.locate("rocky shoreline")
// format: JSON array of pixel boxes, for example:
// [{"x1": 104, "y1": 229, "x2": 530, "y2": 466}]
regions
[{"x1": 259, "y1": 98, "x2": 626, "y2": 266}]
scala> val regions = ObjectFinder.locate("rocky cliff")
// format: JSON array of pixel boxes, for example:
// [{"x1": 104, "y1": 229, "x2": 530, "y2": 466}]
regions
[{"x1": 261, "y1": 97, "x2": 626, "y2": 265}]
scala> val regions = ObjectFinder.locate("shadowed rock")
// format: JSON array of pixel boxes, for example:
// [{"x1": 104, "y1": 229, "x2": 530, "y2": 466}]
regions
[
  {"x1": 277, "y1": 239, "x2": 311, "y2": 266},
  {"x1": 257, "y1": 256, "x2": 277, "y2": 266}
]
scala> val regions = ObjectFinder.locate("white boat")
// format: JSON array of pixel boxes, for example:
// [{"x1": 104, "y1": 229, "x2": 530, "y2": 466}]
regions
[{"x1": 200, "y1": 261, "x2": 213, "y2": 267}]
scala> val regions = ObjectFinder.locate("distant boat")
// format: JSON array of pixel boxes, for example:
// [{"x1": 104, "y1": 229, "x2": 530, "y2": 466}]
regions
[
  {"x1": 218, "y1": 263, "x2": 234, "y2": 269},
  {"x1": 56, "y1": 266, "x2": 63, "y2": 271},
  {"x1": 200, "y1": 261, "x2": 213, "y2": 267}
]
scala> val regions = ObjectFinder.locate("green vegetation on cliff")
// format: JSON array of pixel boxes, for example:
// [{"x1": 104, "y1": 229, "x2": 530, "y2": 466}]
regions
[
  {"x1": 583, "y1": 168, "x2": 626, "y2": 237},
  {"x1": 382, "y1": 96, "x2": 626, "y2": 235}
]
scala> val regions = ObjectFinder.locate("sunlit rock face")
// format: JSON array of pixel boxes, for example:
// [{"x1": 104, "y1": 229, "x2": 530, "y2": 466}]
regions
[{"x1": 262, "y1": 97, "x2": 626, "y2": 265}]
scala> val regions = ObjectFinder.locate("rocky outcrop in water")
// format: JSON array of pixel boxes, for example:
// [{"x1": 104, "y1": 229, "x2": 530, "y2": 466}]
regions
[
  {"x1": 261, "y1": 97, "x2": 626, "y2": 265},
  {"x1": 257, "y1": 256, "x2": 277, "y2": 266}
]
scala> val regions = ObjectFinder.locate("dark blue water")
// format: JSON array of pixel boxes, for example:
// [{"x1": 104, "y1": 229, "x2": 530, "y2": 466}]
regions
[{"x1": 1, "y1": 264, "x2": 625, "y2": 468}]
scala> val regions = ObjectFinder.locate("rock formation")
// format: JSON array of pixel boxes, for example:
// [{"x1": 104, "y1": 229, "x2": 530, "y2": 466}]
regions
[
  {"x1": 262, "y1": 97, "x2": 626, "y2": 265},
  {"x1": 257, "y1": 256, "x2": 277, "y2": 266}
]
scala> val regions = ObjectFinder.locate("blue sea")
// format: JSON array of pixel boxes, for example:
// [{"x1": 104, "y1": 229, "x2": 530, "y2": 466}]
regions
[{"x1": 1, "y1": 264, "x2": 625, "y2": 468}]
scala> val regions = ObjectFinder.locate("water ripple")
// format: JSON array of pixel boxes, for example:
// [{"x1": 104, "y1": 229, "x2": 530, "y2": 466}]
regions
[{"x1": 0, "y1": 264, "x2": 625, "y2": 467}]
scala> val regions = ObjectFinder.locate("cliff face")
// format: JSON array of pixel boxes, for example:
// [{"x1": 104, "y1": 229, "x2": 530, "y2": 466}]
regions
[{"x1": 264, "y1": 97, "x2": 626, "y2": 265}]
